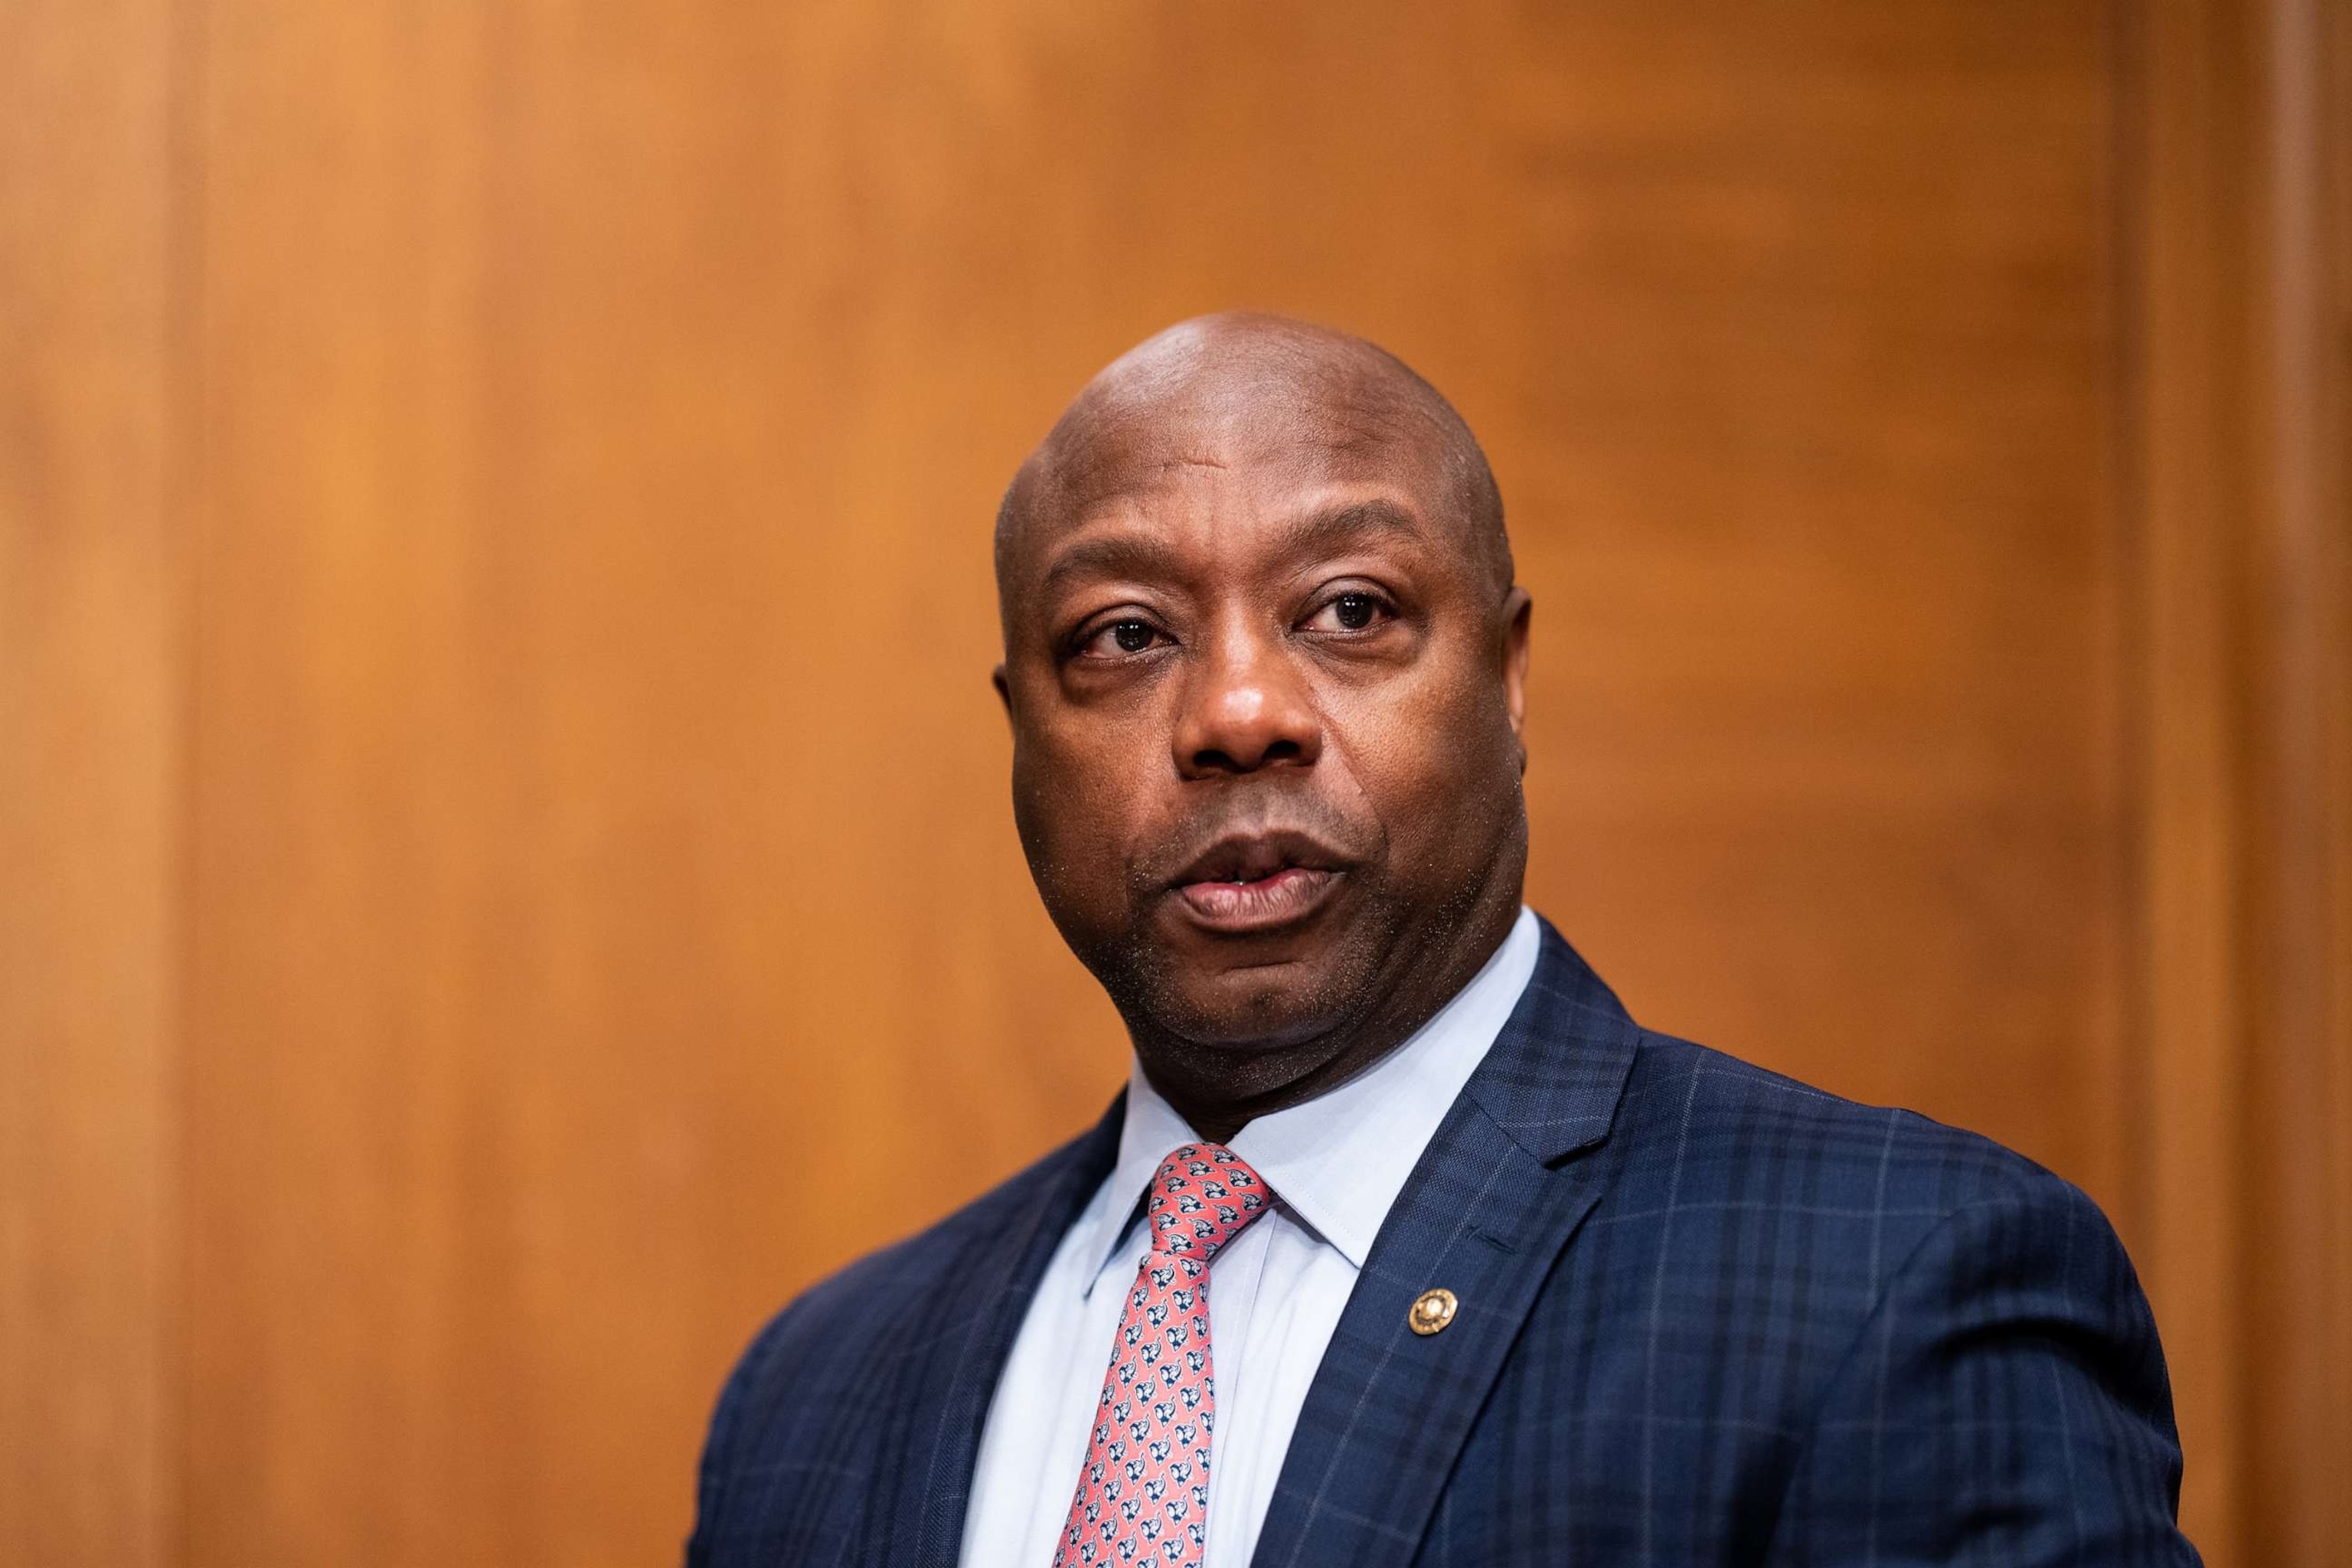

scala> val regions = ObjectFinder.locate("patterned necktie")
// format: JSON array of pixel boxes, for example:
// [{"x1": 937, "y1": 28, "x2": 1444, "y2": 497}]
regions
[{"x1": 1054, "y1": 1143, "x2": 1270, "y2": 1568}]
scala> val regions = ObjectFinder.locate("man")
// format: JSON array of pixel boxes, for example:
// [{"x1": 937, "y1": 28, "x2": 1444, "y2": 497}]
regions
[{"x1": 688, "y1": 315, "x2": 2196, "y2": 1566}]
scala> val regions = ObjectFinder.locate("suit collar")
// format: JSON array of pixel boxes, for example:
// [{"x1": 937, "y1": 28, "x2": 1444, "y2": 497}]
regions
[
  {"x1": 1466, "y1": 915, "x2": 1643, "y2": 1161},
  {"x1": 1249, "y1": 918, "x2": 1644, "y2": 1568}
]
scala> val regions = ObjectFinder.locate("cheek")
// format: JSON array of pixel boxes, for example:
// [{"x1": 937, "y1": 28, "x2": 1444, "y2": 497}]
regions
[
  {"x1": 1011, "y1": 706, "x2": 1171, "y2": 876},
  {"x1": 1333, "y1": 661, "x2": 1515, "y2": 849}
]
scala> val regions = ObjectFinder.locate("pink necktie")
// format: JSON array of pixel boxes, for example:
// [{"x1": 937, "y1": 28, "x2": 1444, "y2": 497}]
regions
[{"x1": 1054, "y1": 1143, "x2": 1271, "y2": 1568}]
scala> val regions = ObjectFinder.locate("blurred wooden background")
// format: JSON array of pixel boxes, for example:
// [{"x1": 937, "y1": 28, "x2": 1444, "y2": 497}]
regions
[{"x1": 5, "y1": 0, "x2": 2347, "y2": 1563}]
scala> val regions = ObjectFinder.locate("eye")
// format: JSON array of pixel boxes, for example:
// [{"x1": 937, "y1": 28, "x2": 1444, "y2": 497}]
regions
[
  {"x1": 1303, "y1": 590, "x2": 1392, "y2": 634},
  {"x1": 1076, "y1": 617, "x2": 1170, "y2": 659}
]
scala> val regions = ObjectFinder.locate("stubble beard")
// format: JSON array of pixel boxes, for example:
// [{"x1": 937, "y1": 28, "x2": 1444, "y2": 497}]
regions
[{"x1": 1086, "y1": 828, "x2": 1523, "y2": 1116}]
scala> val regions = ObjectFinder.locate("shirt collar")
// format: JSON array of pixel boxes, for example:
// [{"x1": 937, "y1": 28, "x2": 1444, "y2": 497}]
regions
[{"x1": 1073, "y1": 906, "x2": 1541, "y2": 1291}]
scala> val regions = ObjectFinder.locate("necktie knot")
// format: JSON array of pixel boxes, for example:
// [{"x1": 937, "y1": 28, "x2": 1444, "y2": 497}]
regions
[{"x1": 1146, "y1": 1144, "x2": 1268, "y2": 1264}]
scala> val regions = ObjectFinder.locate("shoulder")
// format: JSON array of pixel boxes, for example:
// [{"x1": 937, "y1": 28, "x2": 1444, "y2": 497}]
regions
[
  {"x1": 1551, "y1": 1037, "x2": 2188, "y2": 1553},
  {"x1": 1619, "y1": 1027, "x2": 2088, "y2": 1210},
  {"x1": 1579, "y1": 1028, "x2": 2172, "y2": 1429},
  {"x1": 694, "y1": 1118, "x2": 1112, "y2": 1499},
  {"x1": 1602, "y1": 1029, "x2": 2136, "y2": 1320},
  {"x1": 1621, "y1": 1034, "x2": 2197, "y2": 1552}
]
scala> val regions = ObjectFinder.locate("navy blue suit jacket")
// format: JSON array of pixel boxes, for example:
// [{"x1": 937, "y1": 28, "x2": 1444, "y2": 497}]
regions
[{"x1": 690, "y1": 920, "x2": 2197, "y2": 1565}]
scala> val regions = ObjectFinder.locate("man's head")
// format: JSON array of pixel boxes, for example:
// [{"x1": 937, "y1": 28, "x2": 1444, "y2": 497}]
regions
[{"x1": 993, "y1": 313, "x2": 1532, "y2": 1137}]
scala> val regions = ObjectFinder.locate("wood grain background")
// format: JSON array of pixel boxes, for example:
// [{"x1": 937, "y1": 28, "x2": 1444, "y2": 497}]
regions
[{"x1": 5, "y1": 0, "x2": 2346, "y2": 1564}]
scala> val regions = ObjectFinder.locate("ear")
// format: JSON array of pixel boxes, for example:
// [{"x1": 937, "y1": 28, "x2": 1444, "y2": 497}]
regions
[
  {"x1": 1499, "y1": 587, "x2": 1532, "y2": 769},
  {"x1": 991, "y1": 662, "x2": 1013, "y2": 727}
]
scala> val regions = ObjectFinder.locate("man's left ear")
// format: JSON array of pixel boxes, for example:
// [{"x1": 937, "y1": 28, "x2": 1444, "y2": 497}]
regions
[
  {"x1": 1500, "y1": 586, "x2": 1532, "y2": 749},
  {"x1": 991, "y1": 663, "x2": 1014, "y2": 726}
]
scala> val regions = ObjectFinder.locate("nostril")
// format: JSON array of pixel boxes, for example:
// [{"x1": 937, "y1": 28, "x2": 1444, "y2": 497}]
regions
[{"x1": 1187, "y1": 738, "x2": 1307, "y2": 776}]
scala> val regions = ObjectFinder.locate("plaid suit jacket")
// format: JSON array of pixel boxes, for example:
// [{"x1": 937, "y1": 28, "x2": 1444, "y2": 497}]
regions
[{"x1": 689, "y1": 919, "x2": 2197, "y2": 1566}]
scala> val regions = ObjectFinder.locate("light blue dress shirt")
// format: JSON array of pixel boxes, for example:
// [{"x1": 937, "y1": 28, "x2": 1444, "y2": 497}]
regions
[{"x1": 959, "y1": 906, "x2": 1540, "y2": 1568}]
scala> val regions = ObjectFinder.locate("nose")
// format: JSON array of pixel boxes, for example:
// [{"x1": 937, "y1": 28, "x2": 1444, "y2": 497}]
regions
[{"x1": 1171, "y1": 621, "x2": 1323, "y2": 779}]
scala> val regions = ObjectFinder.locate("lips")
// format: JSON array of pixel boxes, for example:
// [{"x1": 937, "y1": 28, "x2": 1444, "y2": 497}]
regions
[{"x1": 1167, "y1": 828, "x2": 1348, "y2": 935}]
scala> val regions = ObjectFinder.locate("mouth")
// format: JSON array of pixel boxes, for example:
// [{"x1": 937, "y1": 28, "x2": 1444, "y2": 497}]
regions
[{"x1": 1167, "y1": 829, "x2": 1349, "y2": 936}]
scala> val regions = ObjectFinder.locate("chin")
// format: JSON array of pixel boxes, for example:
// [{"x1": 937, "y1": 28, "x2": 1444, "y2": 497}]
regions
[
  {"x1": 1069, "y1": 891, "x2": 1405, "y2": 1053},
  {"x1": 1141, "y1": 944, "x2": 1377, "y2": 1052}
]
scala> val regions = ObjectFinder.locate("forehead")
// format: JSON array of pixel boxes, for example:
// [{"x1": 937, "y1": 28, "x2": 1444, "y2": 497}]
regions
[
  {"x1": 1071, "y1": 360, "x2": 1436, "y2": 487},
  {"x1": 1011, "y1": 379, "x2": 1457, "y2": 580}
]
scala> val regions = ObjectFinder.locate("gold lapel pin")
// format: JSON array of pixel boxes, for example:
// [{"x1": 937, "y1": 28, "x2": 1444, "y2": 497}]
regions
[{"x1": 1408, "y1": 1287, "x2": 1459, "y2": 1336}]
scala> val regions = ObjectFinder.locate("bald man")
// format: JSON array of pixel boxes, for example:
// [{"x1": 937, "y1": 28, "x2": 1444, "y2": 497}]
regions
[{"x1": 687, "y1": 317, "x2": 2197, "y2": 1567}]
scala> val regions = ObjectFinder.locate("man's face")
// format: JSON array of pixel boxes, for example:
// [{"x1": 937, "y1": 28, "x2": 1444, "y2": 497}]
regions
[{"x1": 997, "y1": 380, "x2": 1530, "y2": 1072}]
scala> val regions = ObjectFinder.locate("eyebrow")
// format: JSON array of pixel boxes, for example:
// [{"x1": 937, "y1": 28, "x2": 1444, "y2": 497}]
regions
[
  {"x1": 1279, "y1": 498, "x2": 1428, "y2": 559},
  {"x1": 1036, "y1": 499, "x2": 1429, "y2": 597},
  {"x1": 1038, "y1": 534, "x2": 1187, "y2": 597}
]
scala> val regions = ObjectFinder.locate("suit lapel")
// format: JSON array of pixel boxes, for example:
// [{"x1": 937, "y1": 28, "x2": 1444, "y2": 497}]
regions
[
  {"x1": 1249, "y1": 922, "x2": 1642, "y2": 1568},
  {"x1": 880, "y1": 1095, "x2": 1126, "y2": 1566}
]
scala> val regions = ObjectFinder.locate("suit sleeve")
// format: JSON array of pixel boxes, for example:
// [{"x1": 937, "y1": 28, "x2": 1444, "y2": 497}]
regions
[{"x1": 1766, "y1": 1171, "x2": 2201, "y2": 1566}]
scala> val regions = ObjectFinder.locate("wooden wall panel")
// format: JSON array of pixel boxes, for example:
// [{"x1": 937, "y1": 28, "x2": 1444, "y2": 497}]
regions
[
  {"x1": 2134, "y1": 0, "x2": 2260, "y2": 1547},
  {"x1": 1477, "y1": 5, "x2": 2129, "y2": 1207},
  {"x1": 2238, "y1": 5, "x2": 2352, "y2": 1557},
  {"x1": 18, "y1": 0, "x2": 2343, "y2": 1563},
  {"x1": 177, "y1": 4, "x2": 2138, "y2": 1564},
  {"x1": 0, "y1": 2, "x2": 183, "y2": 1564},
  {"x1": 2131, "y1": 0, "x2": 2352, "y2": 1559}
]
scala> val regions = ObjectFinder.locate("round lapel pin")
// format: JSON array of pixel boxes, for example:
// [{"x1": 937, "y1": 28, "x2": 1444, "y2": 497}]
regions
[{"x1": 1408, "y1": 1287, "x2": 1459, "y2": 1336}]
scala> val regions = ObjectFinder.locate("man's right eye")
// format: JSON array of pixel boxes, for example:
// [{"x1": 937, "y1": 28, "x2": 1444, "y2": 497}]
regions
[{"x1": 1080, "y1": 619, "x2": 1166, "y2": 658}]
